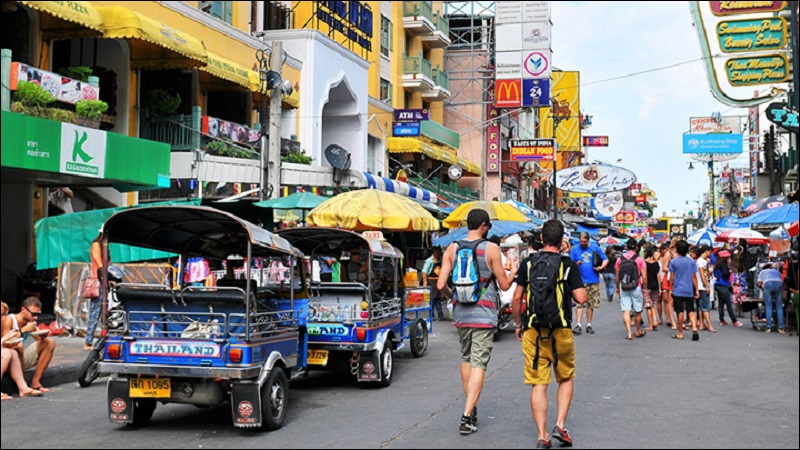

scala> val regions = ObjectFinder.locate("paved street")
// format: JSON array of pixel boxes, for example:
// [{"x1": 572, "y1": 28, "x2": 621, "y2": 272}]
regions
[{"x1": 2, "y1": 289, "x2": 797, "y2": 449}]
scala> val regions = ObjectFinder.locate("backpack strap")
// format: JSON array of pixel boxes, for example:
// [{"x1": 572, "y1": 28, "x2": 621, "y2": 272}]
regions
[{"x1": 458, "y1": 239, "x2": 497, "y2": 298}]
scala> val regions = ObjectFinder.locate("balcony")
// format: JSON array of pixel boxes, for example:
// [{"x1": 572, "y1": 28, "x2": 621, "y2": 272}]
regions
[
  {"x1": 140, "y1": 112, "x2": 196, "y2": 152},
  {"x1": 403, "y1": 1, "x2": 435, "y2": 36},
  {"x1": 403, "y1": 55, "x2": 435, "y2": 92},
  {"x1": 421, "y1": 14, "x2": 452, "y2": 48},
  {"x1": 422, "y1": 67, "x2": 452, "y2": 101}
]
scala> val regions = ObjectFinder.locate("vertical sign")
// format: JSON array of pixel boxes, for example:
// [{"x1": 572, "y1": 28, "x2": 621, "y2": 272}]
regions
[
  {"x1": 487, "y1": 103, "x2": 500, "y2": 173},
  {"x1": 748, "y1": 102, "x2": 759, "y2": 197}
]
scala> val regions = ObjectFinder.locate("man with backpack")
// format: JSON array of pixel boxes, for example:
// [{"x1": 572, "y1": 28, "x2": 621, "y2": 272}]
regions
[
  {"x1": 437, "y1": 209, "x2": 517, "y2": 435},
  {"x1": 513, "y1": 220, "x2": 587, "y2": 449},
  {"x1": 615, "y1": 239, "x2": 648, "y2": 340}
]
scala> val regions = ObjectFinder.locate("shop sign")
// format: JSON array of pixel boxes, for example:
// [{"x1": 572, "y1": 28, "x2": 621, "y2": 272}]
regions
[
  {"x1": 555, "y1": 164, "x2": 637, "y2": 194},
  {"x1": 394, "y1": 109, "x2": 429, "y2": 123},
  {"x1": 717, "y1": 18, "x2": 787, "y2": 53},
  {"x1": 593, "y1": 192, "x2": 624, "y2": 217},
  {"x1": 495, "y1": 51, "x2": 523, "y2": 79},
  {"x1": 392, "y1": 122, "x2": 420, "y2": 137},
  {"x1": 710, "y1": 1, "x2": 787, "y2": 15},
  {"x1": 522, "y1": 22, "x2": 552, "y2": 50},
  {"x1": 582, "y1": 136, "x2": 609, "y2": 147},
  {"x1": 495, "y1": 79, "x2": 522, "y2": 107},
  {"x1": 523, "y1": 50, "x2": 551, "y2": 79},
  {"x1": 766, "y1": 102, "x2": 799, "y2": 133},
  {"x1": 635, "y1": 196, "x2": 647, "y2": 203},
  {"x1": 615, "y1": 211, "x2": 636, "y2": 224},
  {"x1": 682, "y1": 133, "x2": 743, "y2": 154},
  {"x1": 315, "y1": 1, "x2": 373, "y2": 51},
  {"x1": 10, "y1": 62, "x2": 99, "y2": 105},
  {"x1": 725, "y1": 54, "x2": 789, "y2": 86},
  {"x1": 690, "y1": 116, "x2": 742, "y2": 134},
  {"x1": 61, "y1": 123, "x2": 106, "y2": 179},
  {"x1": 487, "y1": 105, "x2": 500, "y2": 173},
  {"x1": 522, "y1": 78, "x2": 551, "y2": 107},
  {"x1": 510, "y1": 139, "x2": 555, "y2": 161}
]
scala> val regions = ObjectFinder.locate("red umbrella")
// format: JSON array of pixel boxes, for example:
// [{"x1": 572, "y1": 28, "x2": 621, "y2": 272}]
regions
[
  {"x1": 716, "y1": 229, "x2": 769, "y2": 245},
  {"x1": 789, "y1": 221, "x2": 799, "y2": 238}
]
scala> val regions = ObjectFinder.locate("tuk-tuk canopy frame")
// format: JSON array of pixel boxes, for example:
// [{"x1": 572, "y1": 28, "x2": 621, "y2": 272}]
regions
[{"x1": 277, "y1": 228, "x2": 404, "y2": 260}]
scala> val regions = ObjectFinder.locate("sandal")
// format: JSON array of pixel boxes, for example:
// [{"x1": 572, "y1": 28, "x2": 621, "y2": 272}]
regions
[
  {"x1": 692, "y1": 332, "x2": 700, "y2": 341},
  {"x1": 671, "y1": 334, "x2": 684, "y2": 340},
  {"x1": 1, "y1": 392, "x2": 11, "y2": 401},
  {"x1": 626, "y1": 335, "x2": 633, "y2": 341},
  {"x1": 19, "y1": 388, "x2": 42, "y2": 398},
  {"x1": 635, "y1": 330, "x2": 647, "y2": 338},
  {"x1": 30, "y1": 385, "x2": 50, "y2": 393},
  {"x1": 707, "y1": 328, "x2": 717, "y2": 333}
]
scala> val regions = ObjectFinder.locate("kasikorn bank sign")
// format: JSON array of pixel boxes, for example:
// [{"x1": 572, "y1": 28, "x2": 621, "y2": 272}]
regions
[{"x1": 682, "y1": 133, "x2": 743, "y2": 154}]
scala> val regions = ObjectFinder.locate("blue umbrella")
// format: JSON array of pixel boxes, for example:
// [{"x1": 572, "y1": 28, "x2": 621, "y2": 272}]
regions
[
  {"x1": 740, "y1": 203, "x2": 798, "y2": 225},
  {"x1": 433, "y1": 220, "x2": 541, "y2": 248},
  {"x1": 687, "y1": 228, "x2": 720, "y2": 247},
  {"x1": 714, "y1": 216, "x2": 748, "y2": 230}
]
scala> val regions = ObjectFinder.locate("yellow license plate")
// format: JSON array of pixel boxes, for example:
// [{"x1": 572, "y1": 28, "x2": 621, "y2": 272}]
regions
[
  {"x1": 307, "y1": 350, "x2": 329, "y2": 366},
  {"x1": 129, "y1": 378, "x2": 171, "y2": 398}
]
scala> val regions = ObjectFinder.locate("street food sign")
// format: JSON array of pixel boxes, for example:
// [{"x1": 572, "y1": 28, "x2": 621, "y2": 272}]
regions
[
  {"x1": 710, "y1": 1, "x2": 787, "y2": 15},
  {"x1": 554, "y1": 164, "x2": 637, "y2": 194},
  {"x1": 766, "y1": 102, "x2": 799, "y2": 133},
  {"x1": 725, "y1": 54, "x2": 790, "y2": 86},
  {"x1": 717, "y1": 18, "x2": 787, "y2": 53},
  {"x1": 487, "y1": 105, "x2": 500, "y2": 173},
  {"x1": 511, "y1": 139, "x2": 555, "y2": 161}
]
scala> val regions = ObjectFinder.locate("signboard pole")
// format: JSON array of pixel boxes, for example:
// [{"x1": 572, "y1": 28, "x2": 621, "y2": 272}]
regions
[
  {"x1": 267, "y1": 41, "x2": 284, "y2": 200},
  {"x1": 793, "y1": 2, "x2": 799, "y2": 111},
  {"x1": 552, "y1": 117, "x2": 558, "y2": 221}
]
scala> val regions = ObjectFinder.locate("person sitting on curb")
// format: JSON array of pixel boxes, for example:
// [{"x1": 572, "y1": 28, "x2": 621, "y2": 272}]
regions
[
  {"x1": 1, "y1": 297, "x2": 56, "y2": 393},
  {"x1": 2, "y1": 302, "x2": 43, "y2": 400}
]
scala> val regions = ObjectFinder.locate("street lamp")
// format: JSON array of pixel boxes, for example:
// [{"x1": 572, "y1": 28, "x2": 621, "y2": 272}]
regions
[{"x1": 688, "y1": 162, "x2": 695, "y2": 171}]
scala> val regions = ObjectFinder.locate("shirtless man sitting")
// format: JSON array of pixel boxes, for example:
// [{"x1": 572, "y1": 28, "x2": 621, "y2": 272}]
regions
[{"x1": 1, "y1": 297, "x2": 56, "y2": 393}]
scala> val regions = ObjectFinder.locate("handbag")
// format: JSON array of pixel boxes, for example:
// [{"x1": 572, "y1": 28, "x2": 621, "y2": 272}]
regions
[
  {"x1": 592, "y1": 250, "x2": 604, "y2": 268},
  {"x1": 80, "y1": 277, "x2": 100, "y2": 299}
]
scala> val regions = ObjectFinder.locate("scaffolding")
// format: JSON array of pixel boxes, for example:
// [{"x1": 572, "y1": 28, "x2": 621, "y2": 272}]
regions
[{"x1": 443, "y1": 1, "x2": 496, "y2": 107}]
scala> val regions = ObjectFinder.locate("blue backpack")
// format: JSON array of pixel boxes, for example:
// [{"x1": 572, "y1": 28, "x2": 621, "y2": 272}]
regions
[{"x1": 451, "y1": 240, "x2": 494, "y2": 304}]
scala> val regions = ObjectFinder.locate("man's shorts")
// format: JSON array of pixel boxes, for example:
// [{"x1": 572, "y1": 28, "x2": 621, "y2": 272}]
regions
[
  {"x1": 673, "y1": 295, "x2": 696, "y2": 314},
  {"x1": 620, "y1": 286, "x2": 644, "y2": 313},
  {"x1": 697, "y1": 290, "x2": 711, "y2": 312},
  {"x1": 578, "y1": 283, "x2": 601, "y2": 309},
  {"x1": 23, "y1": 344, "x2": 39, "y2": 371},
  {"x1": 458, "y1": 328, "x2": 495, "y2": 370},
  {"x1": 522, "y1": 327, "x2": 575, "y2": 385}
]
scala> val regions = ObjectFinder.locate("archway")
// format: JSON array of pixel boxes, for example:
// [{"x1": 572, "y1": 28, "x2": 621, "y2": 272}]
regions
[{"x1": 320, "y1": 78, "x2": 362, "y2": 169}]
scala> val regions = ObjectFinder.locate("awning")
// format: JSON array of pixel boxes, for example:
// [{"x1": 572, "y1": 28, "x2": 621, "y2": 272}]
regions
[
  {"x1": 249, "y1": 72, "x2": 301, "y2": 109},
  {"x1": 349, "y1": 172, "x2": 438, "y2": 203},
  {"x1": 97, "y1": 6, "x2": 207, "y2": 69},
  {"x1": 199, "y1": 51, "x2": 257, "y2": 90},
  {"x1": 20, "y1": 1, "x2": 103, "y2": 38},
  {"x1": 387, "y1": 137, "x2": 480, "y2": 176}
]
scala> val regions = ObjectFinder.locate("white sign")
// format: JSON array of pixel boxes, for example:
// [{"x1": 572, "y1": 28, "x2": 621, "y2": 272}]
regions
[
  {"x1": 522, "y1": 22, "x2": 552, "y2": 50},
  {"x1": 554, "y1": 164, "x2": 637, "y2": 194},
  {"x1": 689, "y1": 117, "x2": 742, "y2": 134},
  {"x1": 130, "y1": 341, "x2": 221, "y2": 358},
  {"x1": 523, "y1": 50, "x2": 551, "y2": 79},
  {"x1": 594, "y1": 192, "x2": 624, "y2": 217},
  {"x1": 495, "y1": 51, "x2": 523, "y2": 79},
  {"x1": 495, "y1": 1, "x2": 524, "y2": 24},
  {"x1": 495, "y1": 23, "x2": 523, "y2": 52},
  {"x1": 60, "y1": 123, "x2": 106, "y2": 179},
  {"x1": 523, "y1": 1, "x2": 551, "y2": 22}
]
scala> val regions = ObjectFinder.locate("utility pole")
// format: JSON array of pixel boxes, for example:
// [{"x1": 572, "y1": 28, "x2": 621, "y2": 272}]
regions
[{"x1": 267, "y1": 41, "x2": 283, "y2": 200}]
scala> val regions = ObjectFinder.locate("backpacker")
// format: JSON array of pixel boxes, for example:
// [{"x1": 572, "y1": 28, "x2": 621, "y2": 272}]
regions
[
  {"x1": 451, "y1": 240, "x2": 494, "y2": 304},
  {"x1": 522, "y1": 252, "x2": 572, "y2": 369},
  {"x1": 619, "y1": 253, "x2": 640, "y2": 291}
]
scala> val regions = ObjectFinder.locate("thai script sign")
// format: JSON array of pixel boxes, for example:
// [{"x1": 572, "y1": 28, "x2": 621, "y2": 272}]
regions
[
  {"x1": 555, "y1": 164, "x2": 637, "y2": 194},
  {"x1": 511, "y1": 139, "x2": 555, "y2": 161},
  {"x1": 717, "y1": 18, "x2": 787, "y2": 53},
  {"x1": 725, "y1": 54, "x2": 789, "y2": 86},
  {"x1": 683, "y1": 134, "x2": 744, "y2": 154},
  {"x1": 710, "y1": 1, "x2": 787, "y2": 15}
]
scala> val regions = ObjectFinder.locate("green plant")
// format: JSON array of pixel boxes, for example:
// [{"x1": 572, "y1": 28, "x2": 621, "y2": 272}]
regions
[
  {"x1": 282, "y1": 148, "x2": 313, "y2": 165},
  {"x1": 76, "y1": 99, "x2": 108, "y2": 120},
  {"x1": 204, "y1": 140, "x2": 257, "y2": 160},
  {"x1": 58, "y1": 66, "x2": 92, "y2": 82},
  {"x1": 143, "y1": 89, "x2": 181, "y2": 116},
  {"x1": 46, "y1": 108, "x2": 76, "y2": 123},
  {"x1": 15, "y1": 81, "x2": 55, "y2": 108}
]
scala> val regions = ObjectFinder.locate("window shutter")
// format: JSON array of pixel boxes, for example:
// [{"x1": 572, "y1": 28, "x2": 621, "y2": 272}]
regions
[
  {"x1": 210, "y1": 1, "x2": 223, "y2": 19},
  {"x1": 223, "y1": 1, "x2": 233, "y2": 24}
]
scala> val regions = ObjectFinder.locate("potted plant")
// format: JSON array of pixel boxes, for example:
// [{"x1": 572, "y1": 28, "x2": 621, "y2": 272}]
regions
[
  {"x1": 58, "y1": 66, "x2": 92, "y2": 82},
  {"x1": 281, "y1": 148, "x2": 313, "y2": 165},
  {"x1": 143, "y1": 89, "x2": 181, "y2": 117},
  {"x1": 75, "y1": 99, "x2": 108, "y2": 129},
  {"x1": 11, "y1": 81, "x2": 56, "y2": 119}
]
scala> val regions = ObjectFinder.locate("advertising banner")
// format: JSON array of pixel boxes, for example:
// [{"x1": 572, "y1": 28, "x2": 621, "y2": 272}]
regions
[
  {"x1": 511, "y1": 139, "x2": 555, "y2": 161},
  {"x1": 583, "y1": 136, "x2": 609, "y2": 147},
  {"x1": 725, "y1": 54, "x2": 790, "y2": 86},
  {"x1": 689, "y1": 116, "x2": 742, "y2": 134},
  {"x1": 717, "y1": 18, "x2": 787, "y2": 53},
  {"x1": 11, "y1": 62, "x2": 100, "y2": 105},
  {"x1": 682, "y1": 134, "x2": 744, "y2": 154},
  {"x1": 538, "y1": 71, "x2": 581, "y2": 154},
  {"x1": 495, "y1": 79, "x2": 523, "y2": 107},
  {"x1": 554, "y1": 164, "x2": 637, "y2": 194}
]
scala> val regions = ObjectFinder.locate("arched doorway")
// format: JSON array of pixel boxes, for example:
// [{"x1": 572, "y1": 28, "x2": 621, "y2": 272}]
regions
[{"x1": 320, "y1": 77, "x2": 363, "y2": 170}]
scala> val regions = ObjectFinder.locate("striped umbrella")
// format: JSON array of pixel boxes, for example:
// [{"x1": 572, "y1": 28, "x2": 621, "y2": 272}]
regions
[
  {"x1": 715, "y1": 228, "x2": 769, "y2": 245},
  {"x1": 687, "y1": 228, "x2": 721, "y2": 248}
]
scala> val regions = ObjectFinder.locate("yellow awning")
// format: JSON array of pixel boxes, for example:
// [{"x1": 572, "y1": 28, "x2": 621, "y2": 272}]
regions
[
  {"x1": 199, "y1": 51, "x2": 256, "y2": 90},
  {"x1": 249, "y1": 72, "x2": 301, "y2": 109},
  {"x1": 20, "y1": 1, "x2": 103, "y2": 38},
  {"x1": 97, "y1": 6, "x2": 207, "y2": 69},
  {"x1": 387, "y1": 137, "x2": 481, "y2": 176}
]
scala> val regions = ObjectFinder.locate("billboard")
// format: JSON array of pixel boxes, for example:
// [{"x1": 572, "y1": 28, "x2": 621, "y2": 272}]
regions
[
  {"x1": 495, "y1": 79, "x2": 522, "y2": 108},
  {"x1": 689, "y1": 116, "x2": 742, "y2": 134},
  {"x1": 510, "y1": 139, "x2": 555, "y2": 161},
  {"x1": 538, "y1": 71, "x2": 581, "y2": 155},
  {"x1": 554, "y1": 164, "x2": 637, "y2": 194},
  {"x1": 682, "y1": 134, "x2": 744, "y2": 154}
]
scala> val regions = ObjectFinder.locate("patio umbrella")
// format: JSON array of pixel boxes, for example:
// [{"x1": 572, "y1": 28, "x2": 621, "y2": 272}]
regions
[
  {"x1": 714, "y1": 215, "x2": 748, "y2": 230},
  {"x1": 433, "y1": 221, "x2": 538, "y2": 248},
  {"x1": 687, "y1": 228, "x2": 721, "y2": 248},
  {"x1": 505, "y1": 199, "x2": 537, "y2": 218},
  {"x1": 443, "y1": 201, "x2": 530, "y2": 229},
  {"x1": 599, "y1": 236, "x2": 622, "y2": 246},
  {"x1": 716, "y1": 228, "x2": 769, "y2": 245},
  {"x1": 254, "y1": 192, "x2": 328, "y2": 210},
  {"x1": 306, "y1": 189, "x2": 440, "y2": 232},
  {"x1": 743, "y1": 195, "x2": 789, "y2": 215},
  {"x1": 740, "y1": 203, "x2": 798, "y2": 225}
]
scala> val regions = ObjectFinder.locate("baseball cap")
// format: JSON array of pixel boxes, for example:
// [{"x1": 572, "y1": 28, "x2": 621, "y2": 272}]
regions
[{"x1": 718, "y1": 250, "x2": 730, "y2": 258}]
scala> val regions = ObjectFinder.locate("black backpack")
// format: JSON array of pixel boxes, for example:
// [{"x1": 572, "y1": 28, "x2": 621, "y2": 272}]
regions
[
  {"x1": 522, "y1": 252, "x2": 572, "y2": 370},
  {"x1": 619, "y1": 254, "x2": 640, "y2": 291}
]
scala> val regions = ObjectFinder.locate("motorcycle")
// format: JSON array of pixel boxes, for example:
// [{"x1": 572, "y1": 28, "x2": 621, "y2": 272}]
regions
[{"x1": 78, "y1": 265, "x2": 124, "y2": 388}]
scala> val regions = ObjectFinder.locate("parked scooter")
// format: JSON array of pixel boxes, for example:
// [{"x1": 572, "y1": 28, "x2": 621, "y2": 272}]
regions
[{"x1": 78, "y1": 265, "x2": 124, "y2": 388}]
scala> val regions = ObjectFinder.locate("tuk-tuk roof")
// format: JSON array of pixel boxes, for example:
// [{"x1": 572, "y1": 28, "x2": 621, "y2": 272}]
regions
[
  {"x1": 101, "y1": 206, "x2": 303, "y2": 259},
  {"x1": 278, "y1": 228, "x2": 403, "y2": 259}
]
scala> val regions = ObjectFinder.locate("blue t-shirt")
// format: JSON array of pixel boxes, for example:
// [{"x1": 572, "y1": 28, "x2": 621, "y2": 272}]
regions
[
  {"x1": 569, "y1": 243, "x2": 606, "y2": 285},
  {"x1": 758, "y1": 269, "x2": 783, "y2": 284},
  {"x1": 318, "y1": 256, "x2": 334, "y2": 275},
  {"x1": 669, "y1": 256, "x2": 698, "y2": 297}
]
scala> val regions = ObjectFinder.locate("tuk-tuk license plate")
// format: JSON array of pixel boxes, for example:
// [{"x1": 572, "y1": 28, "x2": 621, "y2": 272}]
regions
[
  {"x1": 307, "y1": 350, "x2": 329, "y2": 366},
  {"x1": 129, "y1": 378, "x2": 171, "y2": 398}
]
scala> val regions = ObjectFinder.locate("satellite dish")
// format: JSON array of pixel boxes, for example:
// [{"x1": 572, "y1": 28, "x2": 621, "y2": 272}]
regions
[
  {"x1": 325, "y1": 144, "x2": 351, "y2": 170},
  {"x1": 448, "y1": 165, "x2": 463, "y2": 181}
]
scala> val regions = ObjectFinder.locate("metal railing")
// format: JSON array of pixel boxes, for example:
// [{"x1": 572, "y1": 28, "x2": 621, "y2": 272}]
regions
[
  {"x1": 403, "y1": 1, "x2": 433, "y2": 21},
  {"x1": 433, "y1": 13, "x2": 449, "y2": 36},
  {"x1": 403, "y1": 55, "x2": 434, "y2": 80},
  {"x1": 229, "y1": 310, "x2": 299, "y2": 340},
  {"x1": 139, "y1": 112, "x2": 194, "y2": 151},
  {"x1": 128, "y1": 311, "x2": 228, "y2": 339},
  {"x1": 432, "y1": 67, "x2": 449, "y2": 90}
]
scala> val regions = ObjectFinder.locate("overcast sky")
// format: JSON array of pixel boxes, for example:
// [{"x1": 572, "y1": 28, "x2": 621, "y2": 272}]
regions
[{"x1": 551, "y1": 1, "x2": 755, "y2": 215}]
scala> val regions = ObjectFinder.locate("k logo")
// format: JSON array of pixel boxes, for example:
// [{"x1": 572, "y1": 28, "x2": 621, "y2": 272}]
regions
[{"x1": 72, "y1": 130, "x2": 93, "y2": 163}]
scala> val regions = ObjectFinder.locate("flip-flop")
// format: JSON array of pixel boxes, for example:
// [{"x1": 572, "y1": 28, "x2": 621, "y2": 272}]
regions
[
  {"x1": 19, "y1": 389, "x2": 42, "y2": 398},
  {"x1": 636, "y1": 331, "x2": 647, "y2": 338},
  {"x1": 1, "y1": 392, "x2": 11, "y2": 401},
  {"x1": 692, "y1": 332, "x2": 700, "y2": 341},
  {"x1": 626, "y1": 336, "x2": 633, "y2": 341},
  {"x1": 30, "y1": 386, "x2": 50, "y2": 393},
  {"x1": 653, "y1": 326, "x2": 659, "y2": 331},
  {"x1": 671, "y1": 334, "x2": 684, "y2": 340},
  {"x1": 707, "y1": 329, "x2": 718, "y2": 333}
]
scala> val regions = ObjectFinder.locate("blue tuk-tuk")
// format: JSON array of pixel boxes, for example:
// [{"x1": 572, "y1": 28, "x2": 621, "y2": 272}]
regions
[
  {"x1": 97, "y1": 206, "x2": 307, "y2": 430},
  {"x1": 278, "y1": 228, "x2": 430, "y2": 388}
]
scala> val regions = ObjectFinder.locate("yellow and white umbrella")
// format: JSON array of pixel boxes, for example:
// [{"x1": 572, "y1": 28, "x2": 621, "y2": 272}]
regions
[
  {"x1": 443, "y1": 201, "x2": 530, "y2": 229},
  {"x1": 307, "y1": 190, "x2": 440, "y2": 232}
]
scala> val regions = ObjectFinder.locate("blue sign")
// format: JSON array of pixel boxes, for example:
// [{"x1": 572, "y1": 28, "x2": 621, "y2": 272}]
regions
[
  {"x1": 393, "y1": 122, "x2": 421, "y2": 137},
  {"x1": 682, "y1": 133, "x2": 743, "y2": 154},
  {"x1": 522, "y1": 79, "x2": 551, "y2": 107},
  {"x1": 394, "y1": 109, "x2": 429, "y2": 123}
]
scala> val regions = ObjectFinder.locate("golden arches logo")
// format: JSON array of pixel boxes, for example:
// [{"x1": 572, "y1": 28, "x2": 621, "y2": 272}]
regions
[{"x1": 496, "y1": 80, "x2": 521, "y2": 105}]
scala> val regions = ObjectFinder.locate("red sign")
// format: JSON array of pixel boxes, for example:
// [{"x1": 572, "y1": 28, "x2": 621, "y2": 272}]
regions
[
  {"x1": 629, "y1": 183, "x2": 642, "y2": 191},
  {"x1": 635, "y1": 196, "x2": 647, "y2": 203},
  {"x1": 615, "y1": 211, "x2": 636, "y2": 224},
  {"x1": 487, "y1": 105, "x2": 500, "y2": 173},
  {"x1": 710, "y1": 1, "x2": 786, "y2": 15},
  {"x1": 510, "y1": 139, "x2": 555, "y2": 161},
  {"x1": 495, "y1": 79, "x2": 522, "y2": 108},
  {"x1": 582, "y1": 136, "x2": 609, "y2": 147}
]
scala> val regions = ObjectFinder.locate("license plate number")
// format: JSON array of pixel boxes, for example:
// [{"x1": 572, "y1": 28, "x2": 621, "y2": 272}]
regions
[
  {"x1": 129, "y1": 378, "x2": 171, "y2": 398},
  {"x1": 307, "y1": 350, "x2": 329, "y2": 366}
]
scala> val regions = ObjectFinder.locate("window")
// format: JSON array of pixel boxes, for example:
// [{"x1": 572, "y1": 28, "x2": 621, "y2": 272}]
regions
[
  {"x1": 200, "y1": 1, "x2": 232, "y2": 25},
  {"x1": 380, "y1": 16, "x2": 393, "y2": 58},
  {"x1": 380, "y1": 78, "x2": 392, "y2": 104}
]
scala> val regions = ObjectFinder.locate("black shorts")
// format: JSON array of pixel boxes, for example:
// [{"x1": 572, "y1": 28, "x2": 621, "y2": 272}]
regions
[{"x1": 673, "y1": 295, "x2": 695, "y2": 314}]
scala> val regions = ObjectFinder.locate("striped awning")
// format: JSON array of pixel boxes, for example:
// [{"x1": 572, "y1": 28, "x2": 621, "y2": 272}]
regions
[
  {"x1": 387, "y1": 137, "x2": 480, "y2": 176},
  {"x1": 358, "y1": 172, "x2": 437, "y2": 203}
]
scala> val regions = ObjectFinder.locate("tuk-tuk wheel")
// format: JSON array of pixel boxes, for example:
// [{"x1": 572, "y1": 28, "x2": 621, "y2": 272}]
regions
[
  {"x1": 377, "y1": 344, "x2": 393, "y2": 388},
  {"x1": 129, "y1": 399, "x2": 157, "y2": 427},
  {"x1": 260, "y1": 369, "x2": 288, "y2": 431},
  {"x1": 410, "y1": 318, "x2": 428, "y2": 358}
]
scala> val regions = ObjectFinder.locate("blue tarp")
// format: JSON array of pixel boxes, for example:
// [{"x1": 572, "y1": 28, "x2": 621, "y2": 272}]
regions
[
  {"x1": 714, "y1": 216, "x2": 748, "y2": 230},
  {"x1": 740, "y1": 203, "x2": 798, "y2": 225},
  {"x1": 433, "y1": 220, "x2": 542, "y2": 248}
]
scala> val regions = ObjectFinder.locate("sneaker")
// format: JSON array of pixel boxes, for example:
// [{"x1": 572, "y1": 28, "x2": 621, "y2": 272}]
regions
[
  {"x1": 536, "y1": 439, "x2": 552, "y2": 449},
  {"x1": 765, "y1": 328, "x2": 772, "y2": 334},
  {"x1": 733, "y1": 322, "x2": 743, "y2": 327},
  {"x1": 551, "y1": 426, "x2": 573, "y2": 447},
  {"x1": 459, "y1": 416, "x2": 477, "y2": 435},
  {"x1": 586, "y1": 325, "x2": 594, "y2": 335},
  {"x1": 573, "y1": 325, "x2": 582, "y2": 335},
  {"x1": 720, "y1": 320, "x2": 729, "y2": 326},
  {"x1": 470, "y1": 406, "x2": 478, "y2": 424},
  {"x1": 778, "y1": 329, "x2": 786, "y2": 335}
]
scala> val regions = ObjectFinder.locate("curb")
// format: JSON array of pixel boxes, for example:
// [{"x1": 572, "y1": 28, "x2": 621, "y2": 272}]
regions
[{"x1": 1, "y1": 362, "x2": 84, "y2": 393}]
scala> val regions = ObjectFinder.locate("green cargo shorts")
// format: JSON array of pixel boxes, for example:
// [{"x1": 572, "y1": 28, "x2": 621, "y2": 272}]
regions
[{"x1": 458, "y1": 327, "x2": 495, "y2": 370}]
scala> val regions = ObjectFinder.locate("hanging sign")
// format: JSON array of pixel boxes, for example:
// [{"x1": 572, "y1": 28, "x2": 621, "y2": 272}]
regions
[{"x1": 555, "y1": 164, "x2": 637, "y2": 194}]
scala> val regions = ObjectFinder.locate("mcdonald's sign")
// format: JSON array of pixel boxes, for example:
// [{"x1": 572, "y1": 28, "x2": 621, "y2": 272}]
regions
[{"x1": 495, "y1": 79, "x2": 522, "y2": 107}]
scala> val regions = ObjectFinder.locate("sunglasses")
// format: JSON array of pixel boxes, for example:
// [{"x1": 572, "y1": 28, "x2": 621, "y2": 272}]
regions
[{"x1": 23, "y1": 307, "x2": 41, "y2": 317}]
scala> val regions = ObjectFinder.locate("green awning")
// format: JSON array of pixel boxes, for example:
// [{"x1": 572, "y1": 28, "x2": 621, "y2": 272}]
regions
[{"x1": 35, "y1": 199, "x2": 200, "y2": 270}]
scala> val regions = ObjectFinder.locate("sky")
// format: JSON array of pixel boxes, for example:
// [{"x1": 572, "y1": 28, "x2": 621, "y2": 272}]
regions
[{"x1": 550, "y1": 1, "x2": 753, "y2": 215}]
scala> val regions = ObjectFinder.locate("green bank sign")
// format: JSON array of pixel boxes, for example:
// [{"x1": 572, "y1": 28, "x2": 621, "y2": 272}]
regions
[
  {"x1": 717, "y1": 18, "x2": 787, "y2": 53},
  {"x1": 2, "y1": 111, "x2": 170, "y2": 186}
]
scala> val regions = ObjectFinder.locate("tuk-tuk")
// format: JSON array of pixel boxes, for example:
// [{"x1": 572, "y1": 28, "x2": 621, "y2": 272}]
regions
[
  {"x1": 96, "y1": 206, "x2": 308, "y2": 430},
  {"x1": 278, "y1": 228, "x2": 430, "y2": 387}
]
